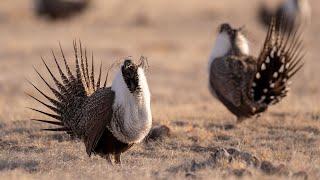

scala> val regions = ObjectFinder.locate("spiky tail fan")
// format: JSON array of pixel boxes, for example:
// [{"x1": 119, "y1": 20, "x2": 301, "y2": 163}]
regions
[
  {"x1": 251, "y1": 17, "x2": 304, "y2": 106},
  {"x1": 28, "y1": 41, "x2": 109, "y2": 138}
]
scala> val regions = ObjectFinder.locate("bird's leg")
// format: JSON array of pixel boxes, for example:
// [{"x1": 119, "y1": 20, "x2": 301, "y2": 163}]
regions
[
  {"x1": 114, "y1": 153, "x2": 122, "y2": 165},
  {"x1": 237, "y1": 116, "x2": 246, "y2": 123},
  {"x1": 105, "y1": 154, "x2": 113, "y2": 165}
]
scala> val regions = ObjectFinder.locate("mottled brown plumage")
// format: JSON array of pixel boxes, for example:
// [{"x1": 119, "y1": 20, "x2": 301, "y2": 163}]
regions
[
  {"x1": 28, "y1": 41, "x2": 151, "y2": 164},
  {"x1": 209, "y1": 17, "x2": 304, "y2": 122},
  {"x1": 210, "y1": 55, "x2": 267, "y2": 120}
]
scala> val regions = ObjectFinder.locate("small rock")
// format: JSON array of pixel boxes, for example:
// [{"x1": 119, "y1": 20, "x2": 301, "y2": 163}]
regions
[
  {"x1": 145, "y1": 125, "x2": 170, "y2": 142},
  {"x1": 211, "y1": 148, "x2": 231, "y2": 163},
  {"x1": 260, "y1": 161, "x2": 278, "y2": 175},
  {"x1": 292, "y1": 171, "x2": 308, "y2": 180},
  {"x1": 227, "y1": 148, "x2": 260, "y2": 167},
  {"x1": 224, "y1": 124, "x2": 235, "y2": 130},
  {"x1": 226, "y1": 148, "x2": 240, "y2": 154},
  {"x1": 190, "y1": 160, "x2": 198, "y2": 172},
  {"x1": 260, "y1": 161, "x2": 289, "y2": 176},
  {"x1": 189, "y1": 145, "x2": 216, "y2": 153},
  {"x1": 240, "y1": 152, "x2": 260, "y2": 167},
  {"x1": 173, "y1": 120, "x2": 188, "y2": 127},
  {"x1": 232, "y1": 168, "x2": 252, "y2": 177},
  {"x1": 188, "y1": 136, "x2": 200, "y2": 143},
  {"x1": 216, "y1": 135, "x2": 231, "y2": 141},
  {"x1": 276, "y1": 164, "x2": 290, "y2": 176},
  {"x1": 185, "y1": 172, "x2": 197, "y2": 179}
]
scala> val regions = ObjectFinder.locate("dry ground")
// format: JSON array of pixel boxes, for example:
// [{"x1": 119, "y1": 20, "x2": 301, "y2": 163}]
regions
[{"x1": 0, "y1": 0, "x2": 319, "y2": 179}]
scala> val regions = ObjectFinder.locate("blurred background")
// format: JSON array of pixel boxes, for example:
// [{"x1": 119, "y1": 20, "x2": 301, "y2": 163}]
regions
[
  {"x1": 0, "y1": 0, "x2": 318, "y2": 116},
  {"x1": 0, "y1": 0, "x2": 319, "y2": 179}
]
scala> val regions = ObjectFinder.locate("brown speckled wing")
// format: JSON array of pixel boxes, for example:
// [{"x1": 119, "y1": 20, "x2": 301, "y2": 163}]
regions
[
  {"x1": 82, "y1": 87, "x2": 115, "y2": 156},
  {"x1": 210, "y1": 56, "x2": 244, "y2": 107}
]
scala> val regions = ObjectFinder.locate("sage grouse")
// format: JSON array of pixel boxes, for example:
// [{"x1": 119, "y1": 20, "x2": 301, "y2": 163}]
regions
[
  {"x1": 28, "y1": 42, "x2": 152, "y2": 164},
  {"x1": 35, "y1": 0, "x2": 90, "y2": 20},
  {"x1": 208, "y1": 18, "x2": 304, "y2": 122},
  {"x1": 259, "y1": 0, "x2": 311, "y2": 30}
]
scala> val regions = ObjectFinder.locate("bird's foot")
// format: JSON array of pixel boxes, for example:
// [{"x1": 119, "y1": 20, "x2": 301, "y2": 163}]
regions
[
  {"x1": 106, "y1": 154, "x2": 113, "y2": 165},
  {"x1": 236, "y1": 117, "x2": 247, "y2": 123},
  {"x1": 114, "y1": 154, "x2": 122, "y2": 166}
]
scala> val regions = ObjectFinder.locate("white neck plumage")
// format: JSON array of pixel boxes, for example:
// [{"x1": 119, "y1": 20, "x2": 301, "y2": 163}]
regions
[
  {"x1": 110, "y1": 67, "x2": 152, "y2": 144},
  {"x1": 235, "y1": 33, "x2": 250, "y2": 55},
  {"x1": 209, "y1": 32, "x2": 249, "y2": 67}
]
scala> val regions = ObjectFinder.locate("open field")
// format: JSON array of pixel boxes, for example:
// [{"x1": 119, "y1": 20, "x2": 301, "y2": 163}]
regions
[{"x1": 0, "y1": 0, "x2": 319, "y2": 179}]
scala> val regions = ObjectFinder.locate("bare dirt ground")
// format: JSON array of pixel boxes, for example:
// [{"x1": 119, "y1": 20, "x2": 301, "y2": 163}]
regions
[{"x1": 0, "y1": 0, "x2": 319, "y2": 179}]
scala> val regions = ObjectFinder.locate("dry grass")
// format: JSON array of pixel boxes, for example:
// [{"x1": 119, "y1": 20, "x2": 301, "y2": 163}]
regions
[{"x1": 0, "y1": 0, "x2": 319, "y2": 179}]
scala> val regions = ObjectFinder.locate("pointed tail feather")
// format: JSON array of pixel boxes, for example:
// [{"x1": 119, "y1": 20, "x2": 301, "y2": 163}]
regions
[
  {"x1": 31, "y1": 119, "x2": 63, "y2": 126},
  {"x1": 28, "y1": 41, "x2": 109, "y2": 137},
  {"x1": 42, "y1": 56, "x2": 69, "y2": 96},
  {"x1": 252, "y1": 16, "x2": 304, "y2": 105},
  {"x1": 26, "y1": 93, "x2": 61, "y2": 114},
  {"x1": 28, "y1": 107, "x2": 62, "y2": 120},
  {"x1": 42, "y1": 127, "x2": 71, "y2": 132}
]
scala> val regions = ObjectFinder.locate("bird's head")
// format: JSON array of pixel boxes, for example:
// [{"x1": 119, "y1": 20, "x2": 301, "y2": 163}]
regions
[
  {"x1": 120, "y1": 57, "x2": 149, "y2": 94},
  {"x1": 216, "y1": 23, "x2": 250, "y2": 56},
  {"x1": 121, "y1": 59, "x2": 139, "y2": 93},
  {"x1": 219, "y1": 23, "x2": 237, "y2": 39}
]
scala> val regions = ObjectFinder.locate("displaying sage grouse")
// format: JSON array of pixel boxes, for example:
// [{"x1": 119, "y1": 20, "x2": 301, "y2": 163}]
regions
[
  {"x1": 35, "y1": 0, "x2": 90, "y2": 20},
  {"x1": 258, "y1": 0, "x2": 311, "y2": 30},
  {"x1": 28, "y1": 42, "x2": 152, "y2": 164},
  {"x1": 208, "y1": 17, "x2": 304, "y2": 122}
]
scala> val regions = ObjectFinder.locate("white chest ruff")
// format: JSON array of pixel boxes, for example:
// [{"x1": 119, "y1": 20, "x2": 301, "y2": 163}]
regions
[
  {"x1": 208, "y1": 31, "x2": 249, "y2": 99},
  {"x1": 208, "y1": 32, "x2": 232, "y2": 99},
  {"x1": 208, "y1": 32, "x2": 231, "y2": 68},
  {"x1": 109, "y1": 68, "x2": 152, "y2": 144},
  {"x1": 208, "y1": 32, "x2": 249, "y2": 68}
]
